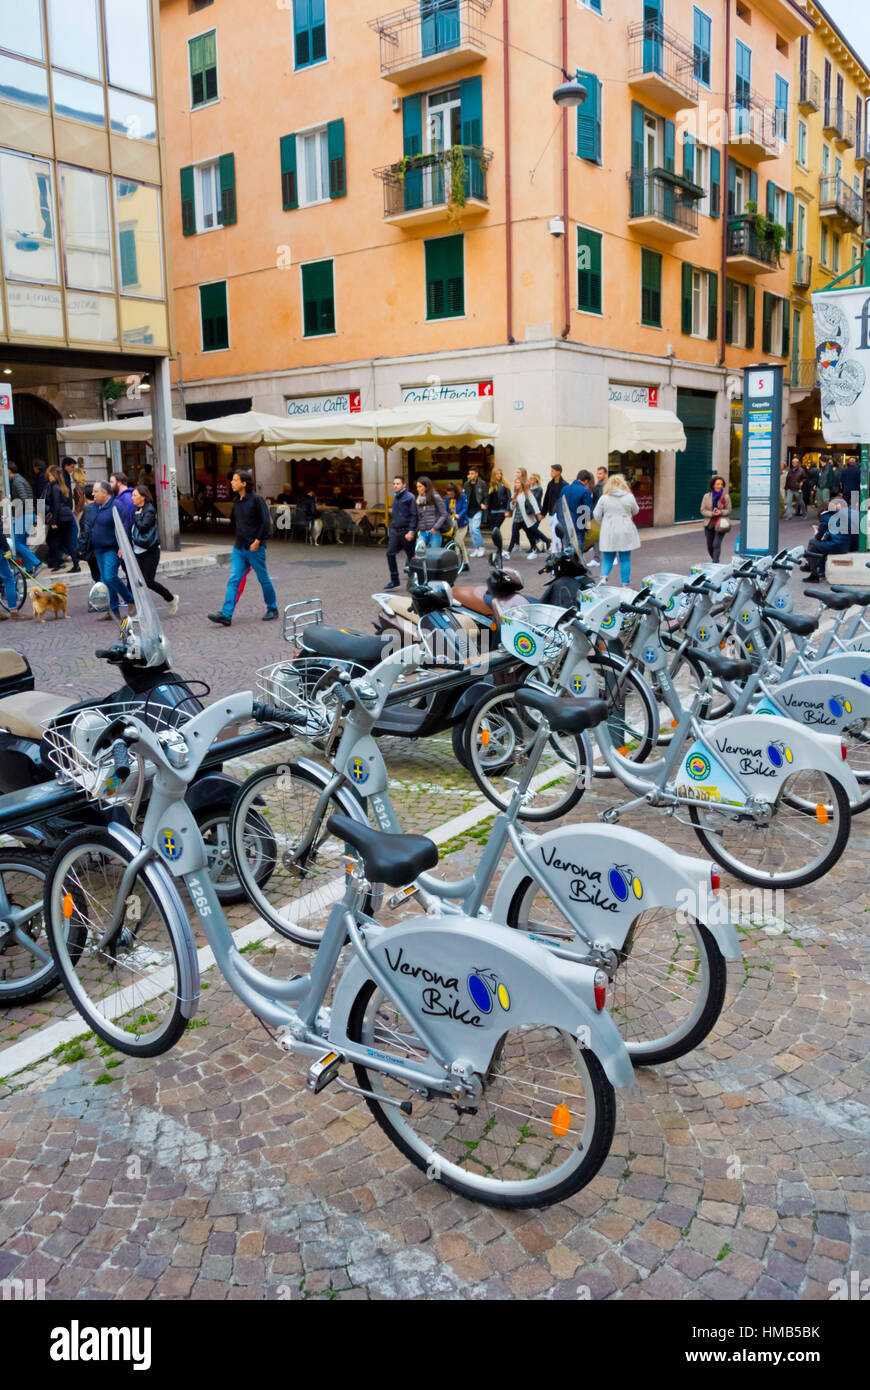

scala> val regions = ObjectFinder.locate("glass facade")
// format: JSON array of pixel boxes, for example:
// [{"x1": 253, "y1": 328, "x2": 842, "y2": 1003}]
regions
[{"x1": 0, "y1": 0, "x2": 169, "y2": 353}]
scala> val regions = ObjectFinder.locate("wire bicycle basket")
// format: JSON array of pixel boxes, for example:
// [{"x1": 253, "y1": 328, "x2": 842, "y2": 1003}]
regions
[
  {"x1": 499, "y1": 603, "x2": 570, "y2": 667},
  {"x1": 256, "y1": 663, "x2": 333, "y2": 739},
  {"x1": 282, "y1": 597, "x2": 324, "y2": 651},
  {"x1": 42, "y1": 699, "x2": 194, "y2": 807}
]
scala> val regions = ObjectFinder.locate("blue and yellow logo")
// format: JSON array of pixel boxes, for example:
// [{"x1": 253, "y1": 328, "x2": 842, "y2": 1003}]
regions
[
  {"x1": 740, "y1": 610, "x2": 752, "y2": 625},
  {"x1": 569, "y1": 673, "x2": 586, "y2": 695},
  {"x1": 160, "y1": 829, "x2": 182, "y2": 861},
  {"x1": 348, "y1": 758, "x2": 369, "y2": 785},
  {"x1": 687, "y1": 753, "x2": 711, "y2": 781},
  {"x1": 644, "y1": 647, "x2": 658, "y2": 665},
  {"x1": 514, "y1": 633, "x2": 536, "y2": 658},
  {"x1": 601, "y1": 614, "x2": 616, "y2": 630},
  {"x1": 608, "y1": 864, "x2": 643, "y2": 903},
  {"x1": 468, "y1": 969, "x2": 510, "y2": 1015},
  {"x1": 698, "y1": 626, "x2": 709, "y2": 642},
  {"x1": 665, "y1": 596, "x2": 675, "y2": 613},
  {"x1": 829, "y1": 696, "x2": 852, "y2": 717},
  {"x1": 767, "y1": 741, "x2": 793, "y2": 769}
]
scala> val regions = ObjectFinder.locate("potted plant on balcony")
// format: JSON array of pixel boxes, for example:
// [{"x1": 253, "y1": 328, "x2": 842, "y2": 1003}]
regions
[
  {"x1": 445, "y1": 145, "x2": 468, "y2": 224},
  {"x1": 744, "y1": 200, "x2": 786, "y2": 265}
]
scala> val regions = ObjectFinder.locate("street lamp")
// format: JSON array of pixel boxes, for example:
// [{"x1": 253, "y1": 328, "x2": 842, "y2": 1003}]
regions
[{"x1": 553, "y1": 73, "x2": 587, "y2": 108}]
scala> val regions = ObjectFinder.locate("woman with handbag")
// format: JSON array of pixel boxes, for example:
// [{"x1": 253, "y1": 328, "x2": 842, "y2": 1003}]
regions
[
  {"x1": 700, "y1": 475, "x2": 732, "y2": 561},
  {"x1": 505, "y1": 469, "x2": 548, "y2": 562},
  {"x1": 44, "y1": 463, "x2": 81, "y2": 573},
  {"x1": 444, "y1": 482, "x2": 470, "y2": 572},
  {"x1": 414, "y1": 476, "x2": 449, "y2": 549},
  {"x1": 131, "y1": 484, "x2": 179, "y2": 611},
  {"x1": 487, "y1": 467, "x2": 511, "y2": 547}
]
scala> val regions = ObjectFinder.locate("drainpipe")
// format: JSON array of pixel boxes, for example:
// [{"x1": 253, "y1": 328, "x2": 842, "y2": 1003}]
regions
[
  {"x1": 561, "y1": 0, "x2": 571, "y2": 338},
  {"x1": 719, "y1": 0, "x2": 731, "y2": 368},
  {"x1": 503, "y1": 0, "x2": 515, "y2": 343}
]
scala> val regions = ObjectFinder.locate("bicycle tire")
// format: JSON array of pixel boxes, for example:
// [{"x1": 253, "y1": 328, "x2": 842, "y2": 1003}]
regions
[
  {"x1": 0, "y1": 567, "x2": 27, "y2": 614},
  {"x1": 0, "y1": 850, "x2": 85, "y2": 1006},
  {"x1": 196, "y1": 806, "x2": 277, "y2": 905}
]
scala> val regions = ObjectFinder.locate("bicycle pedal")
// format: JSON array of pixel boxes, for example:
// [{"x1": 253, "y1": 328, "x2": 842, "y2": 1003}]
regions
[{"x1": 308, "y1": 1050, "x2": 343, "y2": 1093}]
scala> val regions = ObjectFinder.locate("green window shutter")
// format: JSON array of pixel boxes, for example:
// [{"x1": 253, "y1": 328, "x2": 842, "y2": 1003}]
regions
[
  {"x1": 327, "y1": 119, "x2": 346, "y2": 199},
  {"x1": 786, "y1": 193, "x2": 794, "y2": 252},
  {"x1": 294, "y1": 0, "x2": 326, "y2": 68},
  {"x1": 664, "y1": 118, "x2": 675, "y2": 173},
  {"x1": 403, "y1": 95, "x2": 423, "y2": 210},
  {"x1": 762, "y1": 291, "x2": 772, "y2": 354},
  {"x1": 725, "y1": 278, "x2": 734, "y2": 344},
  {"x1": 781, "y1": 298, "x2": 790, "y2": 358},
  {"x1": 682, "y1": 131, "x2": 694, "y2": 181},
  {"x1": 765, "y1": 179, "x2": 775, "y2": 220},
  {"x1": 200, "y1": 281, "x2": 228, "y2": 352},
  {"x1": 641, "y1": 248, "x2": 661, "y2": 326},
  {"x1": 749, "y1": 168, "x2": 757, "y2": 208},
  {"x1": 681, "y1": 262, "x2": 693, "y2": 335},
  {"x1": 707, "y1": 270, "x2": 717, "y2": 340},
  {"x1": 630, "y1": 101, "x2": 644, "y2": 172},
  {"x1": 280, "y1": 135, "x2": 298, "y2": 210},
  {"x1": 746, "y1": 286, "x2": 755, "y2": 349},
  {"x1": 119, "y1": 228, "x2": 138, "y2": 287},
  {"x1": 218, "y1": 153, "x2": 236, "y2": 226},
  {"x1": 710, "y1": 147, "x2": 720, "y2": 218},
  {"x1": 727, "y1": 158, "x2": 736, "y2": 215},
  {"x1": 425, "y1": 235, "x2": 464, "y2": 320},
  {"x1": 301, "y1": 259, "x2": 335, "y2": 336},
  {"x1": 576, "y1": 71, "x2": 601, "y2": 164},
  {"x1": 190, "y1": 31, "x2": 217, "y2": 107},
  {"x1": 460, "y1": 76, "x2": 482, "y2": 147},
  {"x1": 180, "y1": 165, "x2": 196, "y2": 236},
  {"x1": 577, "y1": 227, "x2": 602, "y2": 314}
]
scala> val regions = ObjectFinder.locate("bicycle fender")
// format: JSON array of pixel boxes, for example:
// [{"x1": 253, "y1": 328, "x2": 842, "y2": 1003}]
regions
[
  {"x1": 329, "y1": 916, "x2": 635, "y2": 1090},
  {"x1": 450, "y1": 678, "x2": 499, "y2": 723},
  {"x1": 838, "y1": 634, "x2": 870, "y2": 657},
  {"x1": 755, "y1": 675, "x2": 870, "y2": 737},
  {"x1": 490, "y1": 824, "x2": 741, "y2": 962},
  {"x1": 185, "y1": 772, "x2": 243, "y2": 814},
  {"x1": 807, "y1": 652, "x2": 870, "y2": 685},
  {"x1": 692, "y1": 713, "x2": 860, "y2": 803},
  {"x1": 105, "y1": 821, "x2": 200, "y2": 1019}
]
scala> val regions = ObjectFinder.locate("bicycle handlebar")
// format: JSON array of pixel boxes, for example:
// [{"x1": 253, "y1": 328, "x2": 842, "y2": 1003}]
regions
[
  {"x1": 110, "y1": 737, "x2": 132, "y2": 783},
  {"x1": 252, "y1": 701, "x2": 309, "y2": 727}
]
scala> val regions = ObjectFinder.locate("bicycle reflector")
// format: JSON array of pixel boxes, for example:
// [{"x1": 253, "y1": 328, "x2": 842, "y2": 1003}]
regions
[
  {"x1": 62, "y1": 892, "x2": 74, "y2": 920},
  {"x1": 841, "y1": 740, "x2": 848, "y2": 761},
  {"x1": 710, "y1": 864, "x2": 721, "y2": 893},
  {"x1": 551, "y1": 1103, "x2": 571, "y2": 1138},
  {"x1": 593, "y1": 969, "x2": 607, "y2": 1011}
]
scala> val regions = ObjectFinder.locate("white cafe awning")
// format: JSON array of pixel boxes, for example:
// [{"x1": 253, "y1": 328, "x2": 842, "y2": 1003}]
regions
[{"x1": 608, "y1": 403, "x2": 686, "y2": 455}]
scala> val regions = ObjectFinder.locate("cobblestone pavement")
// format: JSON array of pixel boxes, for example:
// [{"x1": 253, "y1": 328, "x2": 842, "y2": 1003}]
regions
[{"x1": 0, "y1": 515, "x2": 867, "y2": 1300}]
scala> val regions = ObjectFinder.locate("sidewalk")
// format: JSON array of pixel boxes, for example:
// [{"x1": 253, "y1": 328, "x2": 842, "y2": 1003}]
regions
[{"x1": 30, "y1": 540, "x2": 234, "y2": 590}]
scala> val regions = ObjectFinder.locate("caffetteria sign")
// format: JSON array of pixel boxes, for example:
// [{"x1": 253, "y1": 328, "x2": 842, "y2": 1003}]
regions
[{"x1": 402, "y1": 381, "x2": 493, "y2": 404}]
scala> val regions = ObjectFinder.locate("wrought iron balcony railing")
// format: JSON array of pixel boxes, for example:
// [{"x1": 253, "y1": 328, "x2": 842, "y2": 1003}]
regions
[
  {"x1": 375, "y1": 146, "x2": 490, "y2": 218},
  {"x1": 369, "y1": 0, "x2": 490, "y2": 79},
  {"x1": 789, "y1": 358, "x2": 819, "y2": 391},
  {"x1": 627, "y1": 19, "x2": 698, "y2": 103},
  {"x1": 793, "y1": 252, "x2": 813, "y2": 289},
  {"x1": 729, "y1": 91, "x2": 780, "y2": 155},
  {"x1": 628, "y1": 172, "x2": 700, "y2": 234},
  {"x1": 798, "y1": 70, "x2": 820, "y2": 112},
  {"x1": 819, "y1": 175, "x2": 863, "y2": 227},
  {"x1": 726, "y1": 214, "x2": 780, "y2": 267}
]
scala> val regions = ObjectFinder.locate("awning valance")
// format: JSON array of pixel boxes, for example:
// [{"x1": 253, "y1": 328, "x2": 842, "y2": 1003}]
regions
[{"x1": 608, "y1": 403, "x2": 686, "y2": 455}]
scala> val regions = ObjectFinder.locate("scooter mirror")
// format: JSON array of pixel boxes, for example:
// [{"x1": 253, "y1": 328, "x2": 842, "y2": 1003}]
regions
[{"x1": 491, "y1": 526, "x2": 503, "y2": 552}]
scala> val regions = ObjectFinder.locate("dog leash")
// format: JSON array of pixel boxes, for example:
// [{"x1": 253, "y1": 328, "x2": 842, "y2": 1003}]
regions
[{"x1": 3, "y1": 551, "x2": 65, "y2": 597}]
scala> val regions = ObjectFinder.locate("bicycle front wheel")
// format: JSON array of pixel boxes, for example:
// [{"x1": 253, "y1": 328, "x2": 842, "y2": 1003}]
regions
[
  {"x1": 45, "y1": 828, "x2": 189, "y2": 1056},
  {"x1": 461, "y1": 685, "x2": 590, "y2": 821},
  {"x1": 348, "y1": 978, "x2": 616, "y2": 1209},
  {"x1": 689, "y1": 771, "x2": 851, "y2": 888},
  {"x1": 0, "y1": 850, "x2": 85, "y2": 1006}
]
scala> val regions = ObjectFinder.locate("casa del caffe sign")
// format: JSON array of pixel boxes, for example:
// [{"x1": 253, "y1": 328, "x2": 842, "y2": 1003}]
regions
[
  {"x1": 286, "y1": 391, "x2": 361, "y2": 417},
  {"x1": 609, "y1": 384, "x2": 659, "y2": 407}
]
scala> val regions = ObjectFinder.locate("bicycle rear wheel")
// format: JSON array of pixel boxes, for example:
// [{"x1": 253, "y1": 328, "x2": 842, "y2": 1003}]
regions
[
  {"x1": 0, "y1": 850, "x2": 85, "y2": 1006},
  {"x1": 0, "y1": 567, "x2": 27, "y2": 613},
  {"x1": 461, "y1": 684, "x2": 590, "y2": 821},
  {"x1": 44, "y1": 828, "x2": 189, "y2": 1056}
]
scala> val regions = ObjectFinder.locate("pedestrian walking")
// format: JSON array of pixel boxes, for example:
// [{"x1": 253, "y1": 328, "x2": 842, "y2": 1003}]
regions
[
  {"x1": 109, "y1": 471, "x2": 136, "y2": 531},
  {"x1": 487, "y1": 467, "x2": 510, "y2": 547},
  {"x1": 558, "y1": 470, "x2": 594, "y2": 556},
  {"x1": 43, "y1": 463, "x2": 81, "y2": 573},
  {"x1": 838, "y1": 454, "x2": 861, "y2": 503},
  {"x1": 384, "y1": 475, "x2": 417, "y2": 590},
  {"x1": 6, "y1": 462, "x2": 42, "y2": 575},
  {"x1": 590, "y1": 465, "x2": 608, "y2": 567},
  {"x1": 31, "y1": 459, "x2": 47, "y2": 501},
  {"x1": 208, "y1": 471, "x2": 278, "y2": 626},
  {"x1": 503, "y1": 470, "x2": 547, "y2": 561},
  {"x1": 700, "y1": 474, "x2": 732, "y2": 561},
  {"x1": 131, "y1": 485, "x2": 179, "y2": 613},
  {"x1": 816, "y1": 453, "x2": 838, "y2": 509},
  {"x1": 784, "y1": 460, "x2": 806, "y2": 518},
  {"x1": 90, "y1": 480, "x2": 136, "y2": 622},
  {"x1": 541, "y1": 464, "x2": 567, "y2": 553},
  {"x1": 414, "y1": 476, "x2": 449, "y2": 550},
  {"x1": 529, "y1": 474, "x2": 544, "y2": 510},
  {"x1": 593, "y1": 474, "x2": 640, "y2": 585},
  {"x1": 77, "y1": 483, "x2": 102, "y2": 582},
  {"x1": 463, "y1": 467, "x2": 488, "y2": 556},
  {"x1": 802, "y1": 456, "x2": 819, "y2": 514},
  {"x1": 445, "y1": 482, "x2": 470, "y2": 572}
]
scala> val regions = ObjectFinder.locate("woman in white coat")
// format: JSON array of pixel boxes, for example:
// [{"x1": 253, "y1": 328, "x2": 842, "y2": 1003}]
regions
[{"x1": 593, "y1": 474, "x2": 640, "y2": 585}]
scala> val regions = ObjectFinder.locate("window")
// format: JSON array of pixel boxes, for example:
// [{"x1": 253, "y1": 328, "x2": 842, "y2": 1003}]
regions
[
  {"x1": 119, "y1": 228, "x2": 138, "y2": 288},
  {"x1": 0, "y1": 53, "x2": 49, "y2": 111},
  {"x1": 53, "y1": 72, "x2": 105, "y2": 127},
  {"x1": 577, "y1": 0, "x2": 602, "y2": 11},
  {"x1": 821, "y1": 222, "x2": 829, "y2": 267},
  {"x1": 576, "y1": 70, "x2": 602, "y2": 164},
  {"x1": 301, "y1": 258, "x2": 336, "y2": 335},
  {"x1": 832, "y1": 232, "x2": 840, "y2": 274},
  {"x1": 278, "y1": 121, "x2": 345, "y2": 210},
  {"x1": 294, "y1": 0, "x2": 326, "y2": 70},
  {"x1": 796, "y1": 200, "x2": 806, "y2": 254},
  {"x1": 298, "y1": 128, "x2": 329, "y2": 205},
  {"x1": 577, "y1": 226, "x2": 602, "y2": 315},
  {"x1": 797, "y1": 119, "x2": 808, "y2": 167},
  {"x1": 736, "y1": 1, "x2": 750, "y2": 21},
  {"x1": 682, "y1": 263, "x2": 716, "y2": 339},
  {"x1": 48, "y1": 0, "x2": 101, "y2": 79},
  {"x1": 775, "y1": 75, "x2": 788, "y2": 141},
  {"x1": 0, "y1": 0, "x2": 43, "y2": 60},
  {"x1": 200, "y1": 280, "x2": 228, "y2": 352},
  {"x1": 693, "y1": 9, "x2": 711, "y2": 88},
  {"x1": 735, "y1": 40, "x2": 751, "y2": 108},
  {"x1": 692, "y1": 268, "x2": 707, "y2": 337},
  {"x1": 694, "y1": 143, "x2": 710, "y2": 216},
  {"x1": 726, "y1": 279, "x2": 747, "y2": 346},
  {"x1": 0, "y1": 150, "x2": 59, "y2": 284},
  {"x1": 58, "y1": 165, "x2": 113, "y2": 291},
  {"x1": 425, "y1": 235, "x2": 464, "y2": 320},
  {"x1": 733, "y1": 163, "x2": 746, "y2": 214},
  {"x1": 822, "y1": 142, "x2": 830, "y2": 174},
  {"x1": 195, "y1": 160, "x2": 221, "y2": 230},
  {"x1": 641, "y1": 248, "x2": 661, "y2": 327},
  {"x1": 189, "y1": 30, "x2": 217, "y2": 108},
  {"x1": 104, "y1": 0, "x2": 153, "y2": 97},
  {"x1": 762, "y1": 292, "x2": 786, "y2": 356},
  {"x1": 776, "y1": 35, "x2": 788, "y2": 57},
  {"x1": 113, "y1": 178, "x2": 163, "y2": 299}
]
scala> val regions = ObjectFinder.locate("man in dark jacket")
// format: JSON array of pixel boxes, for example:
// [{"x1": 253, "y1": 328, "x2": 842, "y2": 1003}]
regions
[
  {"x1": 784, "y1": 461, "x2": 807, "y2": 518},
  {"x1": 91, "y1": 480, "x2": 136, "y2": 621},
  {"x1": 463, "y1": 468, "x2": 488, "y2": 557},
  {"x1": 385, "y1": 476, "x2": 417, "y2": 589},
  {"x1": 541, "y1": 465, "x2": 567, "y2": 554},
  {"x1": 559, "y1": 470, "x2": 594, "y2": 556},
  {"x1": 208, "y1": 471, "x2": 277, "y2": 625},
  {"x1": 109, "y1": 471, "x2": 135, "y2": 532},
  {"x1": 802, "y1": 497, "x2": 859, "y2": 581},
  {"x1": 838, "y1": 455, "x2": 861, "y2": 503},
  {"x1": 6, "y1": 461, "x2": 41, "y2": 575}
]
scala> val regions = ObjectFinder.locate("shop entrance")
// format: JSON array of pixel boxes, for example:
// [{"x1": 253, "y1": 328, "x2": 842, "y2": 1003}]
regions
[
  {"x1": 607, "y1": 451, "x2": 655, "y2": 528},
  {"x1": 4, "y1": 393, "x2": 60, "y2": 484},
  {"x1": 675, "y1": 388, "x2": 716, "y2": 523}
]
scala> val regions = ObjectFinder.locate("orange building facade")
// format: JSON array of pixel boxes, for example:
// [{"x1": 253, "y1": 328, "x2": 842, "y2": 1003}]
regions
[{"x1": 158, "y1": 0, "x2": 838, "y2": 524}]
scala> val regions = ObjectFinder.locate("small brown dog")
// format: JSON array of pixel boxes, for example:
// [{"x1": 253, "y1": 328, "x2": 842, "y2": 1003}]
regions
[{"x1": 32, "y1": 582, "x2": 68, "y2": 623}]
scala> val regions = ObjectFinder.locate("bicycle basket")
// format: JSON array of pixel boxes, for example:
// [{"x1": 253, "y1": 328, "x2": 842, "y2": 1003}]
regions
[
  {"x1": 256, "y1": 662, "x2": 332, "y2": 738},
  {"x1": 42, "y1": 698, "x2": 193, "y2": 806},
  {"x1": 499, "y1": 603, "x2": 569, "y2": 667}
]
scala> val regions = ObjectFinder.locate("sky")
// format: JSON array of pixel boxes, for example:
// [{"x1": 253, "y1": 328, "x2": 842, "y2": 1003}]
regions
[{"x1": 820, "y1": 1, "x2": 870, "y2": 70}]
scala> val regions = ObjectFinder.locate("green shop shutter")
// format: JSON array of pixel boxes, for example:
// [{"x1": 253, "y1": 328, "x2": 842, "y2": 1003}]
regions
[
  {"x1": 681, "y1": 261, "x2": 693, "y2": 335},
  {"x1": 762, "y1": 291, "x2": 773, "y2": 354},
  {"x1": 577, "y1": 227, "x2": 602, "y2": 313},
  {"x1": 683, "y1": 131, "x2": 695, "y2": 180},
  {"x1": 725, "y1": 278, "x2": 734, "y2": 344},
  {"x1": 200, "y1": 281, "x2": 228, "y2": 352},
  {"x1": 327, "y1": 119, "x2": 346, "y2": 198},
  {"x1": 781, "y1": 298, "x2": 789, "y2": 358},
  {"x1": 664, "y1": 118, "x2": 675, "y2": 173},
  {"x1": 786, "y1": 193, "x2": 794, "y2": 251},
  {"x1": 641, "y1": 248, "x2": 661, "y2": 325},
  {"x1": 765, "y1": 179, "x2": 775, "y2": 220},
  {"x1": 426, "y1": 235, "x2": 464, "y2": 319},
  {"x1": 302, "y1": 260, "x2": 335, "y2": 336},
  {"x1": 180, "y1": 165, "x2": 195, "y2": 236},
  {"x1": 576, "y1": 70, "x2": 601, "y2": 163},
  {"x1": 460, "y1": 76, "x2": 482, "y2": 147},
  {"x1": 707, "y1": 271, "x2": 717, "y2": 340},
  {"x1": 280, "y1": 134, "x2": 298, "y2": 210},
  {"x1": 710, "y1": 148, "x2": 720, "y2": 217},
  {"x1": 746, "y1": 286, "x2": 755, "y2": 349},
  {"x1": 403, "y1": 95, "x2": 423, "y2": 210},
  {"x1": 218, "y1": 153, "x2": 236, "y2": 226},
  {"x1": 749, "y1": 168, "x2": 757, "y2": 209}
]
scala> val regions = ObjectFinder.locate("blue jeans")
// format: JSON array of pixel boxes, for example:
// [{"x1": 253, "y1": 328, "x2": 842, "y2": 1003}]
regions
[
  {"x1": 601, "y1": 550, "x2": 632, "y2": 585},
  {"x1": 420, "y1": 531, "x2": 442, "y2": 550},
  {"x1": 96, "y1": 548, "x2": 134, "y2": 614},
  {"x1": 468, "y1": 511, "x2": 483, "y2": 549},
  {"x1": 11, "y1": 528, "x2": 40, "y2": 574},
  {"x1": 0, "y1": 554, "x2": 17, "y2": 608},
  {"x1": 222, "y1": 544, "x2": 277, "y2": 618}
]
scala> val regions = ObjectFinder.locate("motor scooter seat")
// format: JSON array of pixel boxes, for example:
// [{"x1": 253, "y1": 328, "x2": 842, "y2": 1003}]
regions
[
  {"x1": 0, "y1": 692, "x2": 71, "y2": 741},
  {"x1": 303, "y1": 625, "x2": 391, "y2": 667},
  {"x1": 452, "y1": 584, "x2": 493, "y2": 619}
]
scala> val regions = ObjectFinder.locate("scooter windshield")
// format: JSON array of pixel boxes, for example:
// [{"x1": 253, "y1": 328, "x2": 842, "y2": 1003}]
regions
[
  {"x1": 113, "y1": 509, "x2": 171, "y2": 669},
  {"x1": 555, "y1": 492, "x2": 582, "y2": 556}
]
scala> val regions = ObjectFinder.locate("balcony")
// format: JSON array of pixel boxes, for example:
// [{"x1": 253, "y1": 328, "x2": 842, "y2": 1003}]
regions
[
  {"x1": 819, "y1": 174, "x2": 863, "y2": 230},
  {"x1": 375, "y1": 146, "x2": 491, "y2": 226},
  {"x1": 793, "y1": 252, "x2": 813, "y2": 290},
  {"x1": 370, "y1": 0, "x2": 490, "y2": 84},
  {"x1": 823, "y1": 99, "x2": 843, "y2": 139},
  {"x1": 726, "y1": 214, "x2": 780, "y2": 275},
  {"x1": 628, "y1": 171, "x2": 699, "y2": 242},
  {"x1": 729, "y1": 92, "x2": 781, "y2": 161},
  {"x1": 627, "y1": 20, "x2": 698, "y2": 112},
  {"x1": 836, "y1": 110, "x2": 856, "y2": 150},
  {"x1": 789, "y1": 358, "x2": 818, "y2": 392},
  {"x1": 856, "y1": 135, "x2": 870, "y2": 171},
  {"x1": 798, "y1": 70, "x2": 820, "y2": 113}
]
